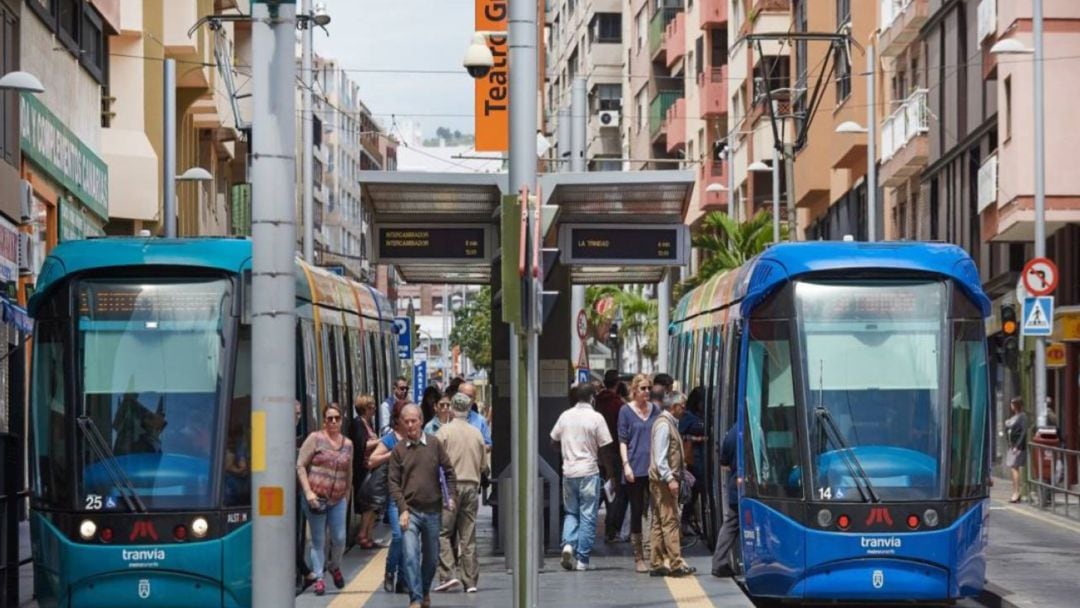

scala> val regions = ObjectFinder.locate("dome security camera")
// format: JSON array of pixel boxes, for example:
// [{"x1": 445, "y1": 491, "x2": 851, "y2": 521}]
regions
[
  {"x1": 312, "y1": 3, "x2": 331, "y2": 27},
  {"x1": 463, "y1": 33, "x2": 494, "y2": 79}
]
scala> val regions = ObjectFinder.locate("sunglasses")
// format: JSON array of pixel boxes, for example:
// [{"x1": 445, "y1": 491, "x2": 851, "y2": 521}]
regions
[
  {"x1": 638, "y1": 385, "x2": 652, "y2": 392},
  {"x1": 395, "y1": 385, "x2": 408, "y2": 391},
  {"x1": 325, "y1": 415, "x2": 341, "y2": 422}
]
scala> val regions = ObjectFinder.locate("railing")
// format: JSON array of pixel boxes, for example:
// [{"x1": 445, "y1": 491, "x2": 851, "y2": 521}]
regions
[
  {"x1": 650, "y1": 8, "x2": 679, "y2": 57},
  {"x1": 977, "y1": 0, "x2": 997, "y2": 44},
  {"x1": 880, "y1": 88, "x2": 929, "y2": 161},
  {"x1": 1029, "y1": 443, "x2": 1080, "y2": 521},
  {"x1": 879, "y1": 0, "x2": 913, "y2": 32},
  {"x1": 650, "y1": 90, "x2": 683, "y2": 138},
  {"x1": 977, "y1": 152, "x2": 998, "y2": 213}
]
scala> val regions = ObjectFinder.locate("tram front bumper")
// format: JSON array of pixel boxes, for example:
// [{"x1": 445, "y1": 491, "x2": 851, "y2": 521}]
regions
[
  {"x1": 69, "y1": 569, "x2": 234, "y2": 608},
  {"x1": 791, "y1": 557, "x2": 949, "y2": 601}
]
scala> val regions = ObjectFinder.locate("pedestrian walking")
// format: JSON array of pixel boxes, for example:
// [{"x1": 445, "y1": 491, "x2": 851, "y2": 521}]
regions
[
  {"x1": 389, "y1": 404, "x2": 457, "y2": 608},
  {"x1": 368, "y1": 401, "x2": 410, "y2": 594},
  {"x1": 552, "y1": 382, "x2": 613, "y2": 571},
  {"x1": 619, "y1": 374, "x2": 661, "y2": 573},
  {"x1": 648, "y1": 392, "x2": 694, "y2": 577},
  {"x1": 711, "y1": 424, "x2": 740, "y2": 577},
  {"x1": 457, "y1": 381, "x2": 492, "y2": 448},
  {"x1": 382, "y1": 376, "x2": 410, "y2": 435},
  {"x1": 296, "y1": 403, "x2": 354, "y2": 595},
  {"x1": 354, "y1": 394, "x2": 384, "y2": 549},
  {"x1": 433, "y1": 393, "x2": 487, "y2": 593},
  {"x1": 1005, "y1": 397, "x2": 1027, "y2": 503},
  {"x1": 424, "y1": 394, "x2": 452, "y2": 436}
]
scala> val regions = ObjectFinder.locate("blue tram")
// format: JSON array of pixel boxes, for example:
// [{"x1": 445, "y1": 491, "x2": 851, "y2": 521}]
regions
[
  {"x1": 670, "y1": 242, "x2": 992, "y2": 603},
  {"x1": 25, "y1": 237, "x2": 398, "y2": 607}
]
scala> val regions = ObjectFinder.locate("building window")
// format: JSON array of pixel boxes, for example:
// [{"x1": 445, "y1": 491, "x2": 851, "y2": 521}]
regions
[
  {"x1": 636, "y1": 8, "x2": 647, "y2": 52},
  {"x1": 0, "y1": 4, "x2": 17, "y2": 167},
  {"x1": 28, "y1": 0, "x2": 108, "y2": 85},
  {"x1": 57, "y1": 0, "x2": 80, "y2": 52},
  {"x1": 596, "y1": 83, "x2": 621, "y2": 111},
  {"x1": 1004, "y1": 76, "x2": 1011, "y2": 140},
  {"x1": 835, "y1": 44, "x2": 851, "y2": 103},
  {"x1": 81, "y1": 4, "x2": 106, "y2": 83},
  {"x1": 637, "y1": 90, "x2": 647, "y2": 132},
  {"x1": 591, "y1": 13, "x2": 621, "y2": 44}
]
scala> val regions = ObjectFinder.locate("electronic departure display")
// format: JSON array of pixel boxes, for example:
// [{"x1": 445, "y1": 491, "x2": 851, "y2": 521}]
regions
[
  {"x1": 558, "y1": 224, "x2": 689, "y2": 266},
  {"x1": 376, "y1": 226, "x2": 491, "y2": 263}
]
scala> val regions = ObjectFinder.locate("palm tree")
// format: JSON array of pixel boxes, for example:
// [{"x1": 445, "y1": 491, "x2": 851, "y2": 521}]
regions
[
  {"x1": 585, "y1": 284, "x2": 659, "y2": 371},
  {"x1": 679, "y1": 210, "x2": 783, "y2": 295}
]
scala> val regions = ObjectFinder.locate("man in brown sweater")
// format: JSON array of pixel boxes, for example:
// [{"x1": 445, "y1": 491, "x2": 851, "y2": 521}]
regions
[{"x1": 389, "y1": 404, "x2": 456, "y2": 608}]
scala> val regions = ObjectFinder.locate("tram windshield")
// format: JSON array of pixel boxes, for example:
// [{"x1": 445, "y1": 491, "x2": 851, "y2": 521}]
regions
[
  {"x1": 76, "y1": 278, "x2": 230, "y2": 510},
  {"x1": 796, "y1": 280, "x2": 946, "y2": 501}
]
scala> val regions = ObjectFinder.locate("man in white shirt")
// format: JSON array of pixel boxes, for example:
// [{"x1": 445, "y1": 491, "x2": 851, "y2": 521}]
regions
[{"x1": 551, "y1": 383, "x2": 613, "y2": 571}]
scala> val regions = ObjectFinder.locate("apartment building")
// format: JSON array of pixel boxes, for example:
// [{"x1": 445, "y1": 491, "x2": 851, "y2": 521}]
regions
[
  {"x1": 544, "y1": 0, "x2": 624, "y2": 170},
  {"x1": 623, "y1": 0, "x2": 682, "y2": 173}
]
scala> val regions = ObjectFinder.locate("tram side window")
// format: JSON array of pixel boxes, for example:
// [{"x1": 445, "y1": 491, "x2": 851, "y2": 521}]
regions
[
  {"x1": 744, "y1": 319, "x2": 801, "y2": 498},
  {"x1": 949, "y1": 320, "x2": 989, "y2": 498},
  {"x1": 31, "y1": 322, "x2": 71, "y2": 506},
  {"x1": 300, "y1": 320, "x2": 319, "y2": 426},
  {"x1": 224, "y1": 327, "x2": 251, "y2": 507}
]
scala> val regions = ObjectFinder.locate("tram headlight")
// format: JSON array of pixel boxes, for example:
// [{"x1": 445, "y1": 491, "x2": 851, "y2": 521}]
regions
[
  {"x1": 816, "y1": 508, "x2": 833, "y2": 528},
  {"x1": 79, "y1": 519, "x2": 97, "y2": 540},
  {"x1": 923, "y1": 508, "x2": 940, "y2": 528},
  {"x1": 191, "y1": 517, "x2": 210, "y2": 538}
]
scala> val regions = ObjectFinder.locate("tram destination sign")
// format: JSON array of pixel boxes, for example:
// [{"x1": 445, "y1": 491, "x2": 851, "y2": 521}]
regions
[
  {"x1": 376, "y1": 224, "x2": 493, "y2": 264},
  {"x1": 558, "y1": 224, "x2": 689, "y2": 266}
]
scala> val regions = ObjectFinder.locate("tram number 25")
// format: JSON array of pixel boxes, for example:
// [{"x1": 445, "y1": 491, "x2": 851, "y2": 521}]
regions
[{"x1": 85, "y1": 494, "x2": 103, "y2": 510}]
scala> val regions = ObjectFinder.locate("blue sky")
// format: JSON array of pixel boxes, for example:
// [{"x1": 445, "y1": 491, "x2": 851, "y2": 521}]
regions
[{"x1": 317, "y1": 1, "x2": 475, "y2": 138}]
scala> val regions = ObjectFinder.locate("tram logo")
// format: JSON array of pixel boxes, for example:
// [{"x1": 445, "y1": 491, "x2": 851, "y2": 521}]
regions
[
  {"x1": 865, "y1": 507, "x2": 894, "y2": 527},
  {"x1": 872, "y1": 570, "x2": 885, "y2": 589},
  {"x1": 138, "y1": 578, "x2": 151, "y2": 599},
  {"x1": 129, "y1": 521, "x2": 159, "y2": 542}
]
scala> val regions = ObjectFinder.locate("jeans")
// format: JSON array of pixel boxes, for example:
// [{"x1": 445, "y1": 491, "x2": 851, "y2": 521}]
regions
[
  {"x1": 386, "y1": 501, "x2": 404, "y2": 581},
  {"x1": 561, "y1": 474, "x2": 601, "y2": 564},
  {"x1": 302, "y1": 497, "x2": 347, "y2": 578},
  {"x1": 402, "y1": 510, "x2": 441, "y2": 603}
]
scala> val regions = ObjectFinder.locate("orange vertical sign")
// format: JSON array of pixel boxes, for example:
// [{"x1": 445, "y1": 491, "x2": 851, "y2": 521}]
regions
[{"x1": 475, "y1": 0, "x2": 508, "y2": 151}]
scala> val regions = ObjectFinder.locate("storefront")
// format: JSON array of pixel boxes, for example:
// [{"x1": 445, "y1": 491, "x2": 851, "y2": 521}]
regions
[
  {"x1": 1052, "y1": 307, "x2": 1080, "y2": 453},
  {"x1": 18, "y1": 91, "x2": 108, "y2": 304}
]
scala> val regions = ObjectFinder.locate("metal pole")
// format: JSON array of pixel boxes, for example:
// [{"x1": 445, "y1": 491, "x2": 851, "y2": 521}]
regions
[
  {"x1": 772, "y1": 147, "x2": 781, "y2": 243},
  {"x1": 557, "y1": 106, "x2": 570, "y2": 170},
  {"x1": 163, "y1": 58, "x2": 176, "y2": 238},
  {"x1": 783, "y1": 142, "x2": 796, "y2": 241},
  {"x1": 728, "y1": 133, "x2": 737, "y2": 223},
  {"x1": 250, "y1": 2, "x2": 297, "y2": 606},
  {"x1": 442, "y1": 286, "x2": 450, "y2": 381},
  {"x1": 508, "y1": 0, "x2": 539, "y2": 604},
  {"x1": 301, "y1": 0, "x2": 315, "y2": 263},
  {"x1": 867, "y1": 43, "x2": 877, "y2": 242},
  {"x1": 657, "y1": 271, "x2": 669, "y2": 373},
  {"x1": 1033, "y1": 0, "x2": 1047, "y2": 428},
  {"x1": 570, "y1": 81, "x2": 586, "y2": 377},
  {"x1": 571, "y1": 78, "x2": 587, "y2": 172}
]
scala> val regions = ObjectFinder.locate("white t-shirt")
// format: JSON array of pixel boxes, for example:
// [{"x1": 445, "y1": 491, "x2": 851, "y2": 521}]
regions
[{"x1": 550, "y1": 402, "x2": 614, "y2": 478}]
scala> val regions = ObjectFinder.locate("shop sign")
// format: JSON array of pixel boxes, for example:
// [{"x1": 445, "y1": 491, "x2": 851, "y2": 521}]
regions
[
  {"x1": 1046, "y1": 342, "x2": 1067, "y2": 369},
  {"x1": 1054, "y1": 308, "x2": 1080, "y2": 342},
  {"x1": 59, "y1": 199, "x2": 105, "y2": 242},
  {"x1": 20, "y1": 92, "x2": 109, "y2": 222},
  {"x1": 0, "y1": 215, "x2": 18, "y2": 283}
]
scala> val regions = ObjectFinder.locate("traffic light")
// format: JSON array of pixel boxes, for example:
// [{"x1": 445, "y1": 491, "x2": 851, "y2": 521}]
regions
[{"x1": 1001, "y1": 304, "x2": 1019, "y2": 369}]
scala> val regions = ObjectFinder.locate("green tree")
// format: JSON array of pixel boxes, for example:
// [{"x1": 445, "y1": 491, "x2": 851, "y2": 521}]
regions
[
  {"x1": 450, "y1": 286, "x2": 492, "y2": 372},
  {"x1": 678, "y1": 210, "x2": 784, "y2": 297},
  {"x1": 585, "y1": 285, "x2": 659, "y2": 371}
]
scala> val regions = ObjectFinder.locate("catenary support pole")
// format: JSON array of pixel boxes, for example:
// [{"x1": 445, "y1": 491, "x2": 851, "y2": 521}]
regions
[
  {"x1": 301, "y1": 0, "x2": 315, "y2": 263},
  {"x1": 657, "y1": 272, "x2": 669, "y2": 374},
  {"x1": 508, "y1": 0, "x2": 539, "y2": 605},
  {"x1": 250, "y1": 2, "x2": 297, "y2": 606},
  {"x1": 557, "y1": 107, "x2": 570, "y2": 170},
  {"x1": 163, "y1": 59, "x2": 176, "y2": 237},
  {"x1": 783, "y1": 142, "x2": 796, "y2": 241},
  {"x1": 442, "y1": 286, "x2": 450, "y2": 379},
  {"x1": 570, "y1": 78, "x2": 586, "y2": 378},
  {"x1": 728, "y1": 132, "x2": 737, "y2": 223},
  {"x1": 867, "y1": 43, "x2": 877, "y2": 242},
  {"x1": 772, "y1": 147, "x2": 781, "y2": 243},
  {"x1": 1033, "y1": 0, "x2": 1048, "y2": 428}
]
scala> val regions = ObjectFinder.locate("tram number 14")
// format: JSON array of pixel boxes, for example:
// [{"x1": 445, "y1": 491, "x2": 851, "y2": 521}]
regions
[{"x1": 818, "y1": 487, "x2": 833, "y2": 500}]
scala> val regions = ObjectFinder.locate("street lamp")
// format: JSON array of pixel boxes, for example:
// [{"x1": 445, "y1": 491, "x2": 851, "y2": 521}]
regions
[
  {"x1": 300, "y1": 0, "x2": 332, "y2": 263},
  {"x1": 835, "y1": 121, "x2": 878, "y2": 242},
  {"x1": 748, "y1": 159, "x2": 781, "y2": 243},
  {"x1": 991, "y1": 6, "x2": 1048, "y2": 428},
  {"x1": 0, "y1": 71, "x2": 44, "y2": 93},
  {"x1": 174, "y1": 167, "x2": 213, "y2": 236},
  {"x1": 835, "y1": 120, "x2": 867, "y2": 134}
]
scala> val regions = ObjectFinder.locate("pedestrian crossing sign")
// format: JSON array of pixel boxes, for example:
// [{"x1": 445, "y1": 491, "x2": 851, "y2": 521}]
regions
[{"x1": 1022, "y1": 296, "x2": 1054, "y2": 337}]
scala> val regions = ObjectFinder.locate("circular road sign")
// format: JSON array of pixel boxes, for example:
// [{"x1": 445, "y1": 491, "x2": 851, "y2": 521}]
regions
[
  {"x1": 576, "y1": 310, "x2": 588, "y2": 339},
  {"x1": 1022, "y1": 257, "x2": 1058, "y2": 296}
]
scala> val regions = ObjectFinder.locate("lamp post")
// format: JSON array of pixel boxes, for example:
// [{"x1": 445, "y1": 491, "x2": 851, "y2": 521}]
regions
[
  {"x1": 177, "y1": 167, "x2": 214, "y2": 235},
  {"x1": 301, "y1": 0, "x2": 331, "y2": 263},
  {"x1": 748, "y1": 159, "x2": 777, "y2": 241},
  {"x1": 990, "y1": 1, "x2": 1047, "y2": 428},
  {"x1": 836, "y1": 119, "x2": 877, "y2": 242}
]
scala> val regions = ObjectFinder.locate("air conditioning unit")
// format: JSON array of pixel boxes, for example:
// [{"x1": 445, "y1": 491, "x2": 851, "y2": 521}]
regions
[
  {"x1": 597, "y1": 110, "x2": 620, "y2": 128},
  {"x1": 17, "y1": 233, "x2": 34, "y2": 274}
]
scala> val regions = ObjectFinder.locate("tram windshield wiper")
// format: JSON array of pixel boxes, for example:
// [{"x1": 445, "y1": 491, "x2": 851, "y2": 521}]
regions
[
  {"x1": 813, "y1": 406, "x2": 880, "y2": 503},
  {"x1": 76, "y1": 416, "x2": 147, "y2": 513}
]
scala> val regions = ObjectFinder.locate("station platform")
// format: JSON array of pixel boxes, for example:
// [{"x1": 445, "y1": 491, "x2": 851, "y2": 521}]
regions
[{"x1": 295, "y1": 504, "x2": 752, "y2": 608}]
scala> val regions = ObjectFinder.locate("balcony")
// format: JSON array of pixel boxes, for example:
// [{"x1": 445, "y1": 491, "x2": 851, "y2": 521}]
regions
[
  {"x1": 977, "y1": 0, "x2": 997, "y2": 46},
  {"x1": 977, "y1": 152, "x2": 998, "y2": 215},
  {"x1": 700, "y1": 158, "x2": 728, "y2": 212},
  {"x1": 878, "y1": 0, "x2": 928, "y2": 58},
  {"x1": 650, "y1": 8, "x2": 680, "y2": 61},
  {"x1": 665, "y1": 98, "x2": 687, "y2": 154},
  {"x1": 665, "y1": 12, "x2": 686, "y2": 69},
  {"x1": 650, "y1": 90, "x2": 682, "y2": 141},
  {"x1": 699, "y1": 66, "x2": 728, "y2": 118},
  {"x1": 880, "y1": 89, "x2": 929, "y2": 186},
  {"x1": 700, "y1": 0, "x2": 728, "y2": 29}
]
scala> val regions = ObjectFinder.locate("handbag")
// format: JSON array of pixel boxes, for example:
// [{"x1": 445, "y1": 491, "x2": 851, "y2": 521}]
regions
[{"x1": 309, "y1": 496, "x2": 329, "y2": 514}]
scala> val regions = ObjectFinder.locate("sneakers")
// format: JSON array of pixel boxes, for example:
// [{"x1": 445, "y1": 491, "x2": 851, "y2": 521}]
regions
[
  {"x1": 421, "y1": 595, "x2": 432, "y2": 608},
  {"x1": 465, "y1": 586, "x2": 478, "y2": 593},
  {"x1": 634, "y1": 559, "x2": 649, "y2": 573},
  {"x1": 329, "y1": 568, "x2": 345, "y2": 589},
  {"x1": 561, "y1": 544, "x2": 575, "y2": 571},
  {"x1": 649, "y1": 566, "x2": 670, "y2": 577},
  {"x1": 574, "y1": 560, "x2": 591, "y2": 571},
  {"x1": 433, "y1": 578, "x2": 461, "y2": 592},
  {"x1": 669, "y1": 565, "x2": 697, "y2": 577},
  {"x1": 383, "y1": 571, "x2": 395, "y2": 593},
  {"x1": 313, "y1": 579, "x2": 325, "y2": 596}
]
